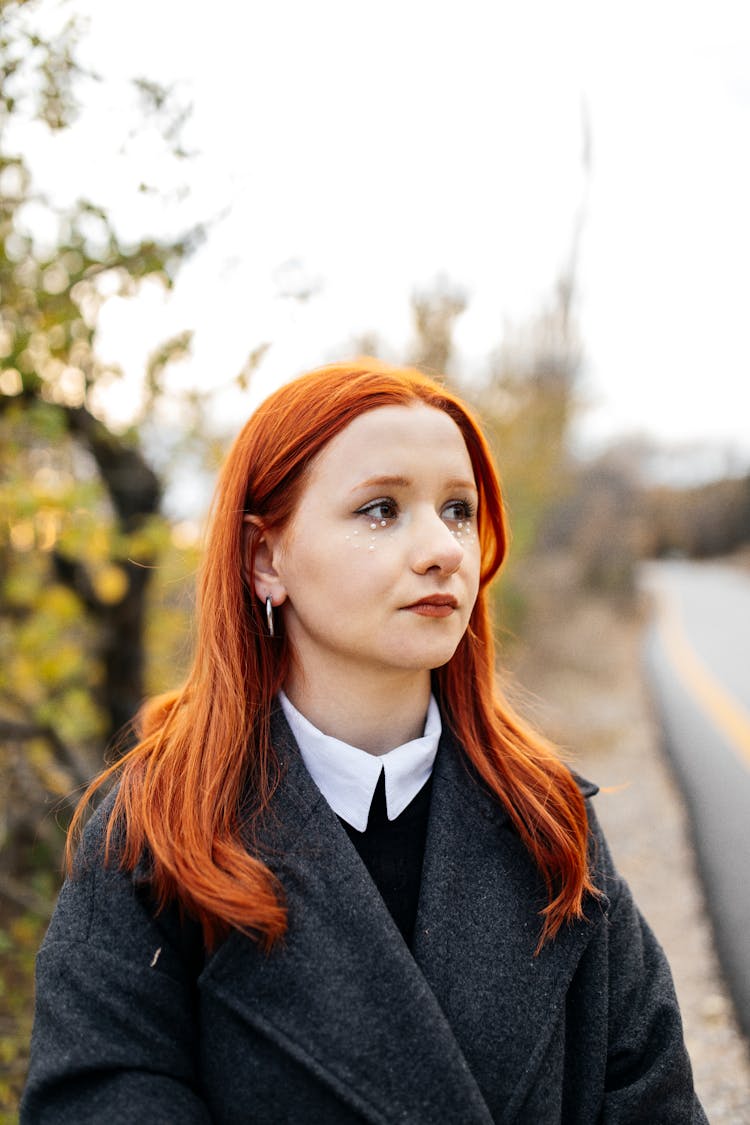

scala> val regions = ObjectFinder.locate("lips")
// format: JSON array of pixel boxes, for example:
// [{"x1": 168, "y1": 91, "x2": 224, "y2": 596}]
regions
[{"x1": 403, "y1": 594, "x2": 458, "y2": 617}]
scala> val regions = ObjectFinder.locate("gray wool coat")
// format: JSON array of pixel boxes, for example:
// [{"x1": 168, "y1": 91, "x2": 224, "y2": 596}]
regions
[{"x1": 22, "y1": 711, "x2": 707, "y2": 1124}]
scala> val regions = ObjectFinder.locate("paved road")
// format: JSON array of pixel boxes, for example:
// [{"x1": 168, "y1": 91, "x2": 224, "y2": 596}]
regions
[{"x1": 641, "y1": 558, "x2": 750, "y2": 1038}]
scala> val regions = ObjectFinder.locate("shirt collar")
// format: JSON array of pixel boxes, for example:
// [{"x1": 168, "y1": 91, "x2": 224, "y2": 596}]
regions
[{"x1": 278, "y1": 692, "x2": 441, "y2": 832}]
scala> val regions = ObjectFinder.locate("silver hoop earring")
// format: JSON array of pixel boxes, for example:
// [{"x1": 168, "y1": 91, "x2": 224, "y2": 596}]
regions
[{"x1": 265, "y1": 595, "x2": 275, "y2": 638}]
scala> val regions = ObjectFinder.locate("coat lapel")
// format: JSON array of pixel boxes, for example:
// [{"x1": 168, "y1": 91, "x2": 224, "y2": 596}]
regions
[
  {"x1": 413, "y1": 729, "x2": 606, "y2": 1123},
  {"x1": 199, "y1": 710, "x2": 494, "y2": 1125}
]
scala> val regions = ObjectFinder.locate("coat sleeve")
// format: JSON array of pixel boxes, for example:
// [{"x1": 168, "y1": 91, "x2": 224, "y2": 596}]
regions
[
  {"x1": 20, "y1": 799, "x2": 213, "y2": 1124},
  {"x1": 587, "y1": 805, "x2": 708, "y2": 1124}
]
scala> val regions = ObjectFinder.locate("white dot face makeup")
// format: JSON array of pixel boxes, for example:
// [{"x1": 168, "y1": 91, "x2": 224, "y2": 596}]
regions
[{"x1": 343, "y1": 507, "x2": 476, "y2": 555}]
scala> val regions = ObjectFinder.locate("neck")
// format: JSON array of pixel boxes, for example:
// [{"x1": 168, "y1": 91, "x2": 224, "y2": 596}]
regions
[{"x1": 282, "y1": 665, "x2": 432, "y2": 756}]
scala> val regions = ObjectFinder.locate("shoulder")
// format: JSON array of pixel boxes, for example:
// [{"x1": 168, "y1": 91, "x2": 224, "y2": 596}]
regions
[
  {"x1": 572, "y1": 777, "x2": 630, "y2": 912},
  {"x1": 43, "y1": 787, "x2": 120, "y2": 945},
  {"x1": 571, "y1": 770, "x2": 599, "y2": 800}
]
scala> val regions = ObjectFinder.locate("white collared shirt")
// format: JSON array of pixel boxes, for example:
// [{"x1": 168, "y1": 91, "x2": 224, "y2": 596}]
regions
[{"x1": 278, "y1": 692, "x2": 441, "y2": 832}]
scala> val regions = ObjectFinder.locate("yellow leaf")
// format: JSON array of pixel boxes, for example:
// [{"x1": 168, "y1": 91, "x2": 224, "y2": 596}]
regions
[
  {"x1": 37, "y1": 584, "x2": 81, "y2": 623},
  {"x1": 9, "y1": 520, "x2": 35, "y2": 551},
  {"x1": 92, "y1": 564, "x2": 129, "y2": 604}
]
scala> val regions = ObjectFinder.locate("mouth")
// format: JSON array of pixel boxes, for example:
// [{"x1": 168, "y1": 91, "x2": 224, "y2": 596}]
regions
[{"x1": 403, "y1": 595, "x2": 458, "y2": 618}]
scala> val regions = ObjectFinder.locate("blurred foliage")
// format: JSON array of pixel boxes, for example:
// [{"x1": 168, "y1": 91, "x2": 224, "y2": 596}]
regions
[
  {"x1": 1, "y1": 0, "x2": 199, "y2": 771},
  {"x1": 642, "y1": 474, "x2": 750, "y2": 559},
  {"x1": 0, "y1": 0, "x2": 208, "y2": 1110},
  {"x1": 540, "y1": 439, "x2": 750, "y2": 598},
  {"x1": 474, "y1": 284, "x2": 580, "y2": 561},
  {"x1": 539, "y1": 446, "x2": 643, "y2": 602},
  {"x1": 0, "y1": 911, "x2": 47, "y2": 1119}
]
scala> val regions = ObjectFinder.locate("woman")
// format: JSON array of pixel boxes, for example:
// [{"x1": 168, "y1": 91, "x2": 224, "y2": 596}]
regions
[{"x1": 22, "y1": 360, "x2": 706, "y2": 1123}]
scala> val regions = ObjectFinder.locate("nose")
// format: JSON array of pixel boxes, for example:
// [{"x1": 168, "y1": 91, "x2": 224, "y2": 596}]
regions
[{"x1": 410, "y1": 509, "x2": 464, "y2": 576}]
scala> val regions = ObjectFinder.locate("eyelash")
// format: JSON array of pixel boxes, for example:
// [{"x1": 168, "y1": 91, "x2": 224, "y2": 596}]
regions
[
  {"x1": 443, "y1": 499, "x2": 476, "y2": 522},
  {"x1": 355, "y1": 498, "x2": 475, "y2": 523}
]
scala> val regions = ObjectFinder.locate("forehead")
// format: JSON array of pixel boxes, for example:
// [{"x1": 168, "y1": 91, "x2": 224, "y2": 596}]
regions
[{"x1": 308, "y1": 404, "x2": 475, "y2": 486}]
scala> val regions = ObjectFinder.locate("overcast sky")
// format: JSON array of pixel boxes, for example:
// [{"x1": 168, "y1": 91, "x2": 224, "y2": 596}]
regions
[{"x1": 25, "y1": 0, "x2": 750, "y2": 480}]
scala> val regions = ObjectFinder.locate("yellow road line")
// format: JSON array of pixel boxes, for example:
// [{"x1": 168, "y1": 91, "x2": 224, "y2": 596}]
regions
[{"x1": 655, "y1": 589, "x2": 750, "y2": 769}]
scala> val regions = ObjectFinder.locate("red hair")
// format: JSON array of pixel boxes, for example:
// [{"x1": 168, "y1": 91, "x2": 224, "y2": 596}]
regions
[{"x1": 69, "y1": 360, "x2": 596, "y2": 950}]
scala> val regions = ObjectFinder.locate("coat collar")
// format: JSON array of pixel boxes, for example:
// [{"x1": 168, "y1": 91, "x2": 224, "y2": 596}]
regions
[{"x1": 200, "y1": 708, "x2": 604, "y2": 1124}]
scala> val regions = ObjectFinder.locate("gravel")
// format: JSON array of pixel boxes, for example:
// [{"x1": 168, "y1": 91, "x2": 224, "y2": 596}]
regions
[{"x1": 506, "y1": 560, "x2": 750, "y2": 1123}]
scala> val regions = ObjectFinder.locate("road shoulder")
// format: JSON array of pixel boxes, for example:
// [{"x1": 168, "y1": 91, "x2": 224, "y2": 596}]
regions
[{"x1": 505, "y1": 555, "x2": 750, "y2": 1123}]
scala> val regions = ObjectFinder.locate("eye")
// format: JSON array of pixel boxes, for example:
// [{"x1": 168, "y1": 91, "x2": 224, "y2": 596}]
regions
[
  {"x1": 356, "y1": 497, "x2": 399, "y2": 522},
  {"x1": 442, "y1": 498, "x2": 475, "y2": 523}
]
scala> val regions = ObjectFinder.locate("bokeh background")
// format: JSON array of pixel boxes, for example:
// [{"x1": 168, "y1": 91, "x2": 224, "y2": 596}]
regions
[{"x1": 2, "y1": 0, "x2": 750, "y2": 1118}]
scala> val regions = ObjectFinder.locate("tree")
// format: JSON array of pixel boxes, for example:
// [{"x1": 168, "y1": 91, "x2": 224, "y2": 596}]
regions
[
  {"x1": 475, "y1": 278, "x2": 581, "y2": 560},
  {"x1": 409, "y1": 278, "x2": 467, "y2": 375},
  {"x1": 642, "y1": 473, "x2": 750, "y2": 559},
  {"x1": 0, "y1": 0, "x2": 205, "y2": 861},
  {"x1": 0, "y1": 0, "x2": 221, "y2": 1103}
]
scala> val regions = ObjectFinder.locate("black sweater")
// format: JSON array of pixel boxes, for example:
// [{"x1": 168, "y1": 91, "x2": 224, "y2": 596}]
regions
[{"x1": 340, "y1": 768, "x2": 433, "y2": 947}]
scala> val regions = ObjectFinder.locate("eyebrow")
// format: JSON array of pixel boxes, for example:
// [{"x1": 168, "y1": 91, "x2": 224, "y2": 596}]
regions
[{"x1": 349, "y1": 474, "x2": 477, "y2": 494}]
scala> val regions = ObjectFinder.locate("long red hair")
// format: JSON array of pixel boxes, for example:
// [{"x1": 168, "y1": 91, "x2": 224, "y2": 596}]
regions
[{"x1": 69, "y1": 359, "x2": 596, "y2": 950}]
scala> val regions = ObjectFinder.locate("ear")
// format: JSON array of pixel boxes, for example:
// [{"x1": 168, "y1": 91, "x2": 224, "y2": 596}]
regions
[{"x1": 242, "y1": 516, "x2": 287, "y2": 607}]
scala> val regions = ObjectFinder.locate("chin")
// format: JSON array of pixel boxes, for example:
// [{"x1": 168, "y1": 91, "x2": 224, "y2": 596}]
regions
[{"x1": 387, "y1": 643, "x2": 461, "y2": 673}]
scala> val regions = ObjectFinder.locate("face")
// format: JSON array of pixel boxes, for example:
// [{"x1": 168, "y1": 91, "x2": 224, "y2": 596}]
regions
[{"x1": 253, "y1": 404, "x2": 482, "y2": 690}]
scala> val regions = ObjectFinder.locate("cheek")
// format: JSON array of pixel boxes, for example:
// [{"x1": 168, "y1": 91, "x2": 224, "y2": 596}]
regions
[
  {"x1": 318, "y1": 530, "x2": 393, "y2": 593},
  {"x1": 463, "y1": 542, "x2": 482, "y2": 600}
]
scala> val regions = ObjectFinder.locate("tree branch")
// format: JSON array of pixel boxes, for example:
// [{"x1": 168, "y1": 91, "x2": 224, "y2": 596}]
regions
[
  {"x1": 64, "y1": 402, "x2": 161, "y2": 528},
  {"x1": 0, "y1": 718, "x2": 90, "y2": 789}
]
